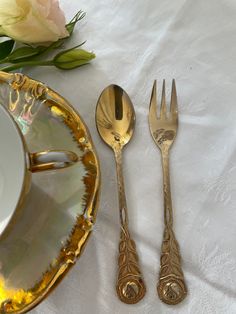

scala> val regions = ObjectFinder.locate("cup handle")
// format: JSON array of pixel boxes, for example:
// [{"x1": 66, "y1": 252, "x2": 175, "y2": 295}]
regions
[{"x1": 28, "y1": 150, "x2": 78, "y2": 173}]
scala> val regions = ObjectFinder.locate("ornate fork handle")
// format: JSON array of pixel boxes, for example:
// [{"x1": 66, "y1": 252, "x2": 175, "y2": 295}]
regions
[
  {"x1": 157, "y1": 151, "x2": 187, "y2": 305},
  {"x1": 114, "y1": 148, "x2": 146, "y2": 304}
]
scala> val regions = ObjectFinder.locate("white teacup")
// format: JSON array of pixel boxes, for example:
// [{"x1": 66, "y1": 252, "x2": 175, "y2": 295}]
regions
[{"x1": 0, "y1": 104, "x2": 78, "y2": 236}]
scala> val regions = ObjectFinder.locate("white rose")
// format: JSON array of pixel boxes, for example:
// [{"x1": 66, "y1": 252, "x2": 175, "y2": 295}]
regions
[{"x1": 0, "y1": 0, "x2": 69, "y2": 44}]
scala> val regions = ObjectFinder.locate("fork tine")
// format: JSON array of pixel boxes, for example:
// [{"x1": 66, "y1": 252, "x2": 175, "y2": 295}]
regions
[
  {"x1": 160, "y1": 79, "x2": 167, "y2": 119},
  {"x1": 149, "y1": 80, "x2": 158, "y2": 118},
  {"x1": 170, "y1": 79, "x2": 178, "y2": 119}
]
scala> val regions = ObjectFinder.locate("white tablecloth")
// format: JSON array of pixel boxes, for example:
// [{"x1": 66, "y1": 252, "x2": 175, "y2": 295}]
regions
[{"x1": 29, "y1": 0, "x2": 236, "y2": 313}]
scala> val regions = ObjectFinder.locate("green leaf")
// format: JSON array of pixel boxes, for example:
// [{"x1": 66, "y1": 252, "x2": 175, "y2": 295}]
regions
[
  {"x1": 32, "y1": 38, "x2": 66, "y2": 58},
  {"x1": 7, "y1": 46, "x2": 42, "y2": 62},
  {"x1": 43, "y1": 39, "x2": 64, "y2": 51},
  {"x1": 66, "y1": 10, "x2": 86, "y2": 36},
  {"x1": 0, "y1": 40, "x2": 15, "y2": 60}
]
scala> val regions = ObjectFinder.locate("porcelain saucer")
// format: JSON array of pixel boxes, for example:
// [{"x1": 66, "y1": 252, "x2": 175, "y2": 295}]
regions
[{"x1": 0, "y1": 72, "x2": 100, "y2": 313}]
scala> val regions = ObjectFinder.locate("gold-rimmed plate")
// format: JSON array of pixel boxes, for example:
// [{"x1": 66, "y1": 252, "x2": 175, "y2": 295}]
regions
[{"x1": 0, "y1": 72, "x2": 100, "y2": 313}]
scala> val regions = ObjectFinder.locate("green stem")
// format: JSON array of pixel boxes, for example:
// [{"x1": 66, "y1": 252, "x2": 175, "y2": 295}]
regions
[
  {"x1": 0, "y1": 57, "x2": 9, "y2": 64},
  {"x1": 0, "y1": 60, "x2": 54, "y2": 72}
]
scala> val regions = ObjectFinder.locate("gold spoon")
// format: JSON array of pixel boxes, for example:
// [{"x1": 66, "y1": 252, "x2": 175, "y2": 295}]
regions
[{"x1": 96, "y1": 84, "x2": 146, "y2": 304}]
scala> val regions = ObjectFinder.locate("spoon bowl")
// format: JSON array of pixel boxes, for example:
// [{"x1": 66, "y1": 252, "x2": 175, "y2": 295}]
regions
[{"x1": 96, "y1": 84, "x2": 135, "y2": 150}]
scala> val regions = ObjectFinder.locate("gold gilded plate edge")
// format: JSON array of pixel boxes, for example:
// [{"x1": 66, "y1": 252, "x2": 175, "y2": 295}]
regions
[{"x1": 0, "y1": 71, "x2": 101, "y2": 314}]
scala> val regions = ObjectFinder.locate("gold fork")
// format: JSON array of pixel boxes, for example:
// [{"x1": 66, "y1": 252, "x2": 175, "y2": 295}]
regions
[{"x1": 148, "y1": 80, "x2": 187, "y2": 305}]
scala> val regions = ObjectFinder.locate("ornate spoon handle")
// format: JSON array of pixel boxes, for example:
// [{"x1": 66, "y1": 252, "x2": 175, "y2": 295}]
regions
[
  {"x1": 117, "y1": 226, "x2": 146, "y2": 304},
  {"x1": 157, "y1": 152, "x2": 187, "y2": 305},
  {"x1": 114, "y1": 148, "x2": 146, "y2": 304}
]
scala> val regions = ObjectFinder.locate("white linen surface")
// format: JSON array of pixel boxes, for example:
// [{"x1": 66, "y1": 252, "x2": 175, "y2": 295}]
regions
[{"x1": 29, "y1": 0, "x2": 236, "y2": 313}]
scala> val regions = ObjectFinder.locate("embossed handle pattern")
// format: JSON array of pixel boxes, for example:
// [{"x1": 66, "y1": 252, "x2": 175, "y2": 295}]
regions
[
  {"x1": 114, "y1": 148, "x2": 146, "y2": 304},
  {"x1": 157, "y1": 152, "x2": 187, "y2": 305},
  {"x1": 157, "y1": 226, "x2": 187, "y2": 305},
  {"x1": 116, "y1": 226, "x2": 146, "y2": 304}
]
